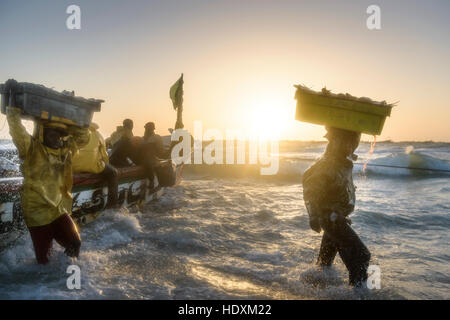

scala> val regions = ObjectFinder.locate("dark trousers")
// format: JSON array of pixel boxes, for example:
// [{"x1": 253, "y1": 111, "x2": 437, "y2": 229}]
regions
[
  {"x1": 138, "y1": 143, "x2": 159, "y2": 189},
  {"x1": 28, "y1": 213, "x2": 81, "y2": 264},
  {"x1": 142, "y1": 162, "x2": 155, "y2": 189},
  {"x1": 101, "y1": 163, "x2": 118, "y2": 208},
  {"x1": 318, "y1": 214, "x2": 371, "y2": 286}
]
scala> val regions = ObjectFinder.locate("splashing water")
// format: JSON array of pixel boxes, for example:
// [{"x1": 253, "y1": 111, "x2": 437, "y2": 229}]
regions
[
  {"x1": 405, "y1": 145, "x2": 414, "y2": 154},
  {"x1": 363, "y1": 136, "x2": 377, "y2": 173},
  {"x1": 1, "y1": 141, "x2": 450, "y2": 299}
]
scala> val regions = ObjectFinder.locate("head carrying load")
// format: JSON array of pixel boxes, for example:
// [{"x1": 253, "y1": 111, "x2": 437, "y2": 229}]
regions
[
  {"x1": 294, "y1": 85, "x2": 393, "y2": 135},
  {"x1": 0, "y1": 79, "x2": 104, "y2": 127}
]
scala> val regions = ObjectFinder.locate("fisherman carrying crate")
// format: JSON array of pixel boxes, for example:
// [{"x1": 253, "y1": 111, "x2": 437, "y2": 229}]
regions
[
  {"x1": 302, "y1": 127, "x2": 371, "y2": 286},
  {"x1": 295, "y1": 84, "x2": 393, "y2": 286},
  {"x1": 1, "y1": 79, "x2": 100, "y2": 264}
]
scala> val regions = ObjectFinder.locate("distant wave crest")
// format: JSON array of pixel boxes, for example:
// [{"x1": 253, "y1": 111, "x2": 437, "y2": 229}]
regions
[
  {"x1": 360, "y1": 148, "x2": 450, "y2": 177},
  {"x1": 184, "y1": 149, "x2": 450, "y2": 181}
]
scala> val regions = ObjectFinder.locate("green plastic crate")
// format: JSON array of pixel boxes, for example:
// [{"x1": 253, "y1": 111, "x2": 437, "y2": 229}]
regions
[{"x1": 295, "y1": 85, "x2": 393, "y2": 135}]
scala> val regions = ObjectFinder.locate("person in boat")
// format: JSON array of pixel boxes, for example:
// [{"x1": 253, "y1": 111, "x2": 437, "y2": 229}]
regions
[
  {"x1": 302, "y1": 126, "x2": 371, "y2": 287},
  {"x1": 108, "y1": 118, "x2": 142, "y2": 167},
  {"x1": 72, "y1": 123, "x2": 119, "y2": 208},
  {"x1": 143, "y1": 122, "x2": 165, "y2": 158},
  {"x1": 109, "y1": 135, "x2": 142, "y2": 168},
  {"x1": 5, "y1": 80, "x2": 90, "y2": 264},
  {"x1": 105, "y1": 118, "x2": 134, "y2": 149},
  {"x1": 136, "y1": 122, "x2": 166, "y2": 188}
]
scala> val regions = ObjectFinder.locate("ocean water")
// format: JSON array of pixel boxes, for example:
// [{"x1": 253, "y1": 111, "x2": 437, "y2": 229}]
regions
[{"x1": 0, "y1": 141, "x2": 449, "y2": 300}]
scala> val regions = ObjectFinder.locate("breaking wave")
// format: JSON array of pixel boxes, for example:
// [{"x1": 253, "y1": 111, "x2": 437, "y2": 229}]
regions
[
  {"x1": 184, "y1": 148, "x2": 450, "y2": 182},
  {"x1": 358, "y1": 147, "x2": 450, "y2": 177}
]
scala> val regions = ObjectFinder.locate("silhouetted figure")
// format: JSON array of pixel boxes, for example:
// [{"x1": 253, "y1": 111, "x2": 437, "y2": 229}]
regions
[
  {"x1": 137, "y1": 122, "x2": 165, "y2": 188},
  {"x1": 302, "y1": 126, "x2": 371, "y2": 286},
  {"x1": 105, "y1": 119, "x2": 134, "y2": 149},
  {"x1": 109, "y1": 136, "x2": 142, "y2": 168}
]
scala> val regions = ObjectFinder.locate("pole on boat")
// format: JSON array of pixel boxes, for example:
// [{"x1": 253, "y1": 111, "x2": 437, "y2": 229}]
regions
[{"x1": 170, "y1": 73, "x2": 184, "y2": 129}]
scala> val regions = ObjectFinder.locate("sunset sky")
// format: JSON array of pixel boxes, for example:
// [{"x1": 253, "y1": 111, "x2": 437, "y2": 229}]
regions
[{"x1": 0, "y1": 0, "x2": 449, "y2": 141}]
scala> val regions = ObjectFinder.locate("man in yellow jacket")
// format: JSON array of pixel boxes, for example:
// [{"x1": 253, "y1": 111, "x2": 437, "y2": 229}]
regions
[
  {"x1": 6, "y1": 94, "x2": 89, "y2": 264},
  {"x1": 72, "y1": 123, "x2": 118, "y2": 208}
]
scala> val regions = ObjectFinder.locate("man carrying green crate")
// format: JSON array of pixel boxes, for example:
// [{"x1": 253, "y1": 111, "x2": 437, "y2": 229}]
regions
[{"x1": 302, "y1": 126, "x2": 371, "y2": 287}]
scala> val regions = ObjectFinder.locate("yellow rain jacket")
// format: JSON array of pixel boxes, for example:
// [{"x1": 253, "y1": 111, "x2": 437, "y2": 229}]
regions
[
  {"x1": 105, "y1": 126, "x2": 133, "y2": 149},
  {"x1": 7, "y1": 107, "x2": 89, "y2": 227},
  {"x1": 72, "y1": 123, "x2": 109, "y2": 174}
]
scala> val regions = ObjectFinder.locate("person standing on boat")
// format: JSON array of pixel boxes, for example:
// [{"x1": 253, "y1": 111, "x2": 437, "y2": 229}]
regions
[
  {"x1": 72, "y1": 123, "x2": 119, "y2": 208},
  {"x1": 105, "y1": 119, "x2": 134, "y2": 149},
  {"x1": 4, "y1": 80, "x2": 90, "y2": 264},
  {"x1": 302, "y1": 126, "x2": 371, "y2": 287}
]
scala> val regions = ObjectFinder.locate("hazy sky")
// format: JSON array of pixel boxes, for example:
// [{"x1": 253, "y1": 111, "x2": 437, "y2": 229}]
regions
[{"x1": 0, "y1": 0, "x2": 449, "y2": 141}]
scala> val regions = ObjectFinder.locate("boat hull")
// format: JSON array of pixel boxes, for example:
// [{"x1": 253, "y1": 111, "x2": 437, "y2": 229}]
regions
[{"x1": 0, "y1": 164, "x2": 183, "y2": 235}]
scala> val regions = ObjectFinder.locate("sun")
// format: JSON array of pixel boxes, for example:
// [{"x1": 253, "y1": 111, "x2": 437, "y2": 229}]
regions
[{"x1": 247, "y1": 97, "x2": 289, "y2": 141}]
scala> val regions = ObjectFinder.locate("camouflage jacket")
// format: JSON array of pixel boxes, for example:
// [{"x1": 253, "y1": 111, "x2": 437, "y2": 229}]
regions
[{"x1": 302, "y1": 154, "x2": 356, "y2": 220}]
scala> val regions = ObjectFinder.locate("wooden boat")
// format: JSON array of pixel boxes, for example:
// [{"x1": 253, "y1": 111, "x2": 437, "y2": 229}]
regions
[
  {"x1": 0, "y1": 160, "x2": 184, "y2": 235},
  {"x1": 0, "y1": 75, "x2": 187, "y2": 244}
]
